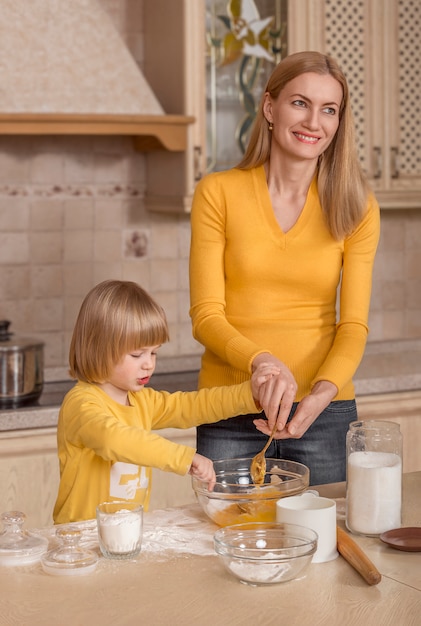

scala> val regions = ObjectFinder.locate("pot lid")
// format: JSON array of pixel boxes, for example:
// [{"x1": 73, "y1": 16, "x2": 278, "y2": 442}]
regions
[{"x1": 0, "y1": 320, "x2": 44, "y2": 350}]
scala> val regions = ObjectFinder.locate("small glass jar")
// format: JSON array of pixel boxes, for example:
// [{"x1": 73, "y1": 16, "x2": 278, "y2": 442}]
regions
[{"x1": 346, "y1": 420, "x2": 402, "y2": 536}]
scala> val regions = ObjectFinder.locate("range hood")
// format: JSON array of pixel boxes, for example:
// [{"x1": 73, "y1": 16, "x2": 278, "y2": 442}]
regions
[{"x1": 0, "y1": 0, "x2": 193, "y2": 151}]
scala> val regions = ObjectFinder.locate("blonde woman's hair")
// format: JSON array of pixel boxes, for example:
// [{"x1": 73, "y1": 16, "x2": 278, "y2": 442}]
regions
[
  {"x1": 237, "y1": 51, "x2": 370, "y2": 239},
  {"x1": 69, "y1": 280, "x2": 169, "y2": 383}
]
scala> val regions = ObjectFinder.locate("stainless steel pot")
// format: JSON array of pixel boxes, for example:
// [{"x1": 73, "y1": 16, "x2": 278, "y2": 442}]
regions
[{"x1": 0, "y1": 320, "x2": 44, "y2": 408}]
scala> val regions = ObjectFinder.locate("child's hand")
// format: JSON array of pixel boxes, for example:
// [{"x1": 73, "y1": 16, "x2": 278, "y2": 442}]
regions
[
  {"x1": 189, "y1": 453, "x2": 216, "y2": 491},
  {"x1": 251, "y1": 358, "x2": 297, "y2": 428},
  {"x1": 250, "y1": 361, "x2": 281, "y2": 410}
]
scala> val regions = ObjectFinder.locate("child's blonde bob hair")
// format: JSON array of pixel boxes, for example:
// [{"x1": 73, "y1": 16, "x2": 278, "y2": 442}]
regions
[{"x1": 69, "y1": 280, "x2": 169, "y2": 383}]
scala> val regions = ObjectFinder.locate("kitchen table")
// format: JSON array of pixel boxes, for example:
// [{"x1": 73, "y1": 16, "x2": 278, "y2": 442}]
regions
[{"x1": 0, "y1": 472, "x2": 420, "y2": 626}]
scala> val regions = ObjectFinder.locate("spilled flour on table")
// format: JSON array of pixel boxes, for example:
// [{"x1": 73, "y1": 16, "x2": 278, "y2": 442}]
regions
[
  {"x1": 141, "y1": 504, "x2": 216, "y2": 558},
  {"x1": 34, "y1": 504, "x2": 217, "y2": 561}
]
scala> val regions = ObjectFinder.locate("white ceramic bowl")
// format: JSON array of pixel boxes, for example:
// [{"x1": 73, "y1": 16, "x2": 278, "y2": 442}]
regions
[
  {"x1": 192, "y1": 458, "x2": 309, "y2": 527},
  {"x1": 214, "y1": 522, "x2": 317, "y2": 585}
]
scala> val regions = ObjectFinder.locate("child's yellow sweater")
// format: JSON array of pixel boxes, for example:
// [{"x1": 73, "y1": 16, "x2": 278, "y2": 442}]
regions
[
  {"x1": 53, "y1": 380, "x2": 259, "y2": 523},
  {"x1": 189, "y1": 166, "x2": 380, "y2": 400}
]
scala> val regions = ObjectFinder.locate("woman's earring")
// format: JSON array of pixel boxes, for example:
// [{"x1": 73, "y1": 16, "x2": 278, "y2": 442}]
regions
[{"x1": 268, "y1": 122, "x2": 273, "y2": 131}]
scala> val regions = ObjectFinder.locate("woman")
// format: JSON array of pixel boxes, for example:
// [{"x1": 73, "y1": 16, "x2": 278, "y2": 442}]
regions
[{"x1": 189, "y1": 51, "x2": 380, "y2": 485}]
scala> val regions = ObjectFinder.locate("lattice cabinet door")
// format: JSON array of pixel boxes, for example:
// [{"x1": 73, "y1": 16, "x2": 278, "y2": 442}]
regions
[{"x1": 323, "y1": 0, "x2": 421, "y2": 208}]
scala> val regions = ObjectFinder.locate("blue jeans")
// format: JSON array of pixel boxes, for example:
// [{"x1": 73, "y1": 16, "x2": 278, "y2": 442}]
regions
[{"x1": 197, "y1": 400, "x2": 357, "y2": 486}]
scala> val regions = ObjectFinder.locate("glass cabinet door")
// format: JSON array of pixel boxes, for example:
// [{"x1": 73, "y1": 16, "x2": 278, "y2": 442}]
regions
[{"x1": 205, "y1": 0, "x2": 288, "y2": 172}]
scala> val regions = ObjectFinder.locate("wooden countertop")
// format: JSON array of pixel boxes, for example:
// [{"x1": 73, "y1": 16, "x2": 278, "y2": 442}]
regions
[{"x1": 0, "y1": 473, "x2": 419, "y2": 626}]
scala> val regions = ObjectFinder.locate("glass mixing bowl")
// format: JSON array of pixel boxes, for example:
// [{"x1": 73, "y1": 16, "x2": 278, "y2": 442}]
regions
[
  {"x1": 192, "y1": 458, "x2": 309, "y2": 527},
  {"x1": 214, "y1": 522, "x2": 317, "y2": 585}
]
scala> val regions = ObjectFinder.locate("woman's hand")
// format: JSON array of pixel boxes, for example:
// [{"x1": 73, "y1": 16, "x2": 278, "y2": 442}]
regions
[
  {"x1": 189, "y1": 453, "x2": 216, "y2": 491},
  {"x1": 254, "y1": 380, "x2": 338, "y2": 439},
  {"x1": 252, "y1": 353, "x2": 297, "y2": 429}
]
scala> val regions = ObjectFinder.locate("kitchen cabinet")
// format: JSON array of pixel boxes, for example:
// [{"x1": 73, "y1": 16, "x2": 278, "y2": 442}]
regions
[
  {"x1": 288, "y1": 0, "x2": 421, "y2": 209},
  {"x1": 142, "y1": 0, "x2": 206, "y2": 213},
  {"x1": 142, "y1": 0, "x2": 420, "y2": 212},
  {"x1": 0, "y1": 426, "x2": 197, "y2": 528},
  {"x1": 0, "y1": 428, "x2": 59, "y2": 528}
]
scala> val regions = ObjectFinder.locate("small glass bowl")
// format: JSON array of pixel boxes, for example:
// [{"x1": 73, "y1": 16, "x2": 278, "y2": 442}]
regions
[
  {"x1": 192, "y1": 458, "x2": 309, "y2": 527},
  {"x1": 214, "y1": 522, "x2": 317, "y2": 586},
  {"x1": 41, "y1": 527, "x2": 98, "y2": 576}
]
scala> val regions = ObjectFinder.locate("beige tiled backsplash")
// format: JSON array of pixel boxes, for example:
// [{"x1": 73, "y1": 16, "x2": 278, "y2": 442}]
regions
[{"x1": 0, "y1": 132, "x2": 199, "y2": 370}]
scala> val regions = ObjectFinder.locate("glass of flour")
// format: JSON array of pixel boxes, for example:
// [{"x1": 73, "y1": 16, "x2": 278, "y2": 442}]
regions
[{"x1": 96, "y1": 502, "x2": 143, "y2": 559}]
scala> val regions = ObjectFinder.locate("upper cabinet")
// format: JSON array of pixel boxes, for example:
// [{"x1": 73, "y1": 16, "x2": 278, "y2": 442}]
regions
[
  {"x1": 288, "y1": 0, "x2": 421, "y2": 209},
  {"x1": 142, "y1": 0, "x2": 420, "y2": 212},
  {"x1": 143, "y1": 0, "x2": 206, "y2": 213}
]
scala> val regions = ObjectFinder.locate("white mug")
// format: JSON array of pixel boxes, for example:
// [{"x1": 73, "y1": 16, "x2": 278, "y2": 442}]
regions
[{"x1": 276, "y1": 492, "x2": 338, "y2": 563}]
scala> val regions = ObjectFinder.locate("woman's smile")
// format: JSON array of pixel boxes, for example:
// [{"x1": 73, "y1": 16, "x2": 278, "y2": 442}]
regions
[{"x1": 293, "y1": 131, "x2": 320, "y2": 144}]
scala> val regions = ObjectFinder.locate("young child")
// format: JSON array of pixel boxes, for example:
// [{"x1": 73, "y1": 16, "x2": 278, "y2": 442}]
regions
[{"x1": 53, "y1": 280, "x2": 278, "y2": 524}]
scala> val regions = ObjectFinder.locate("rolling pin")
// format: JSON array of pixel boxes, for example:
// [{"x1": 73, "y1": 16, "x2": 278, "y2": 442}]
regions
[{"x1": 337, "y1": 526, "x2": 382, "y2": 585}]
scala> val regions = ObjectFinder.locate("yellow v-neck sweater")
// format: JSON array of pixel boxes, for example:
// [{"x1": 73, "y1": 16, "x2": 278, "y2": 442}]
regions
[{"x1": 189, "y1": 166, "x2": 380, "y2": 401}]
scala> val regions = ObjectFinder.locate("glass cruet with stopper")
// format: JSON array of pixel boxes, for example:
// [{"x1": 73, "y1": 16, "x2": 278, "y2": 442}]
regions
[
  {"x1": 0, "y1": 510, "x2": 48, "y2": 566},
  {"x1": 346, "y1": 420, "x2": 403, "y2": 536}
]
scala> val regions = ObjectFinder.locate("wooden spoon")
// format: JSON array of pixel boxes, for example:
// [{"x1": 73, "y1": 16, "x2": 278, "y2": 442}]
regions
[{"x1": 250, "y1": 420, "x2": 278, "y2": 485}]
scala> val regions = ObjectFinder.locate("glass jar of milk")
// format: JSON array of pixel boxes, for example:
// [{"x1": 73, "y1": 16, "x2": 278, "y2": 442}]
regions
[{"x1": 346, "y1": 420, "x2": 402, "y2": 536}]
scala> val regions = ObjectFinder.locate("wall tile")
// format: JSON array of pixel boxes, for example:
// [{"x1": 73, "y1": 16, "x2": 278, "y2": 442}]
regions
[
  {"x1": 150, "y1": 259, "x2": 179, "y2": 291},
  {"x1": 407, "y1": 310, "x2": 421, "y2": 336},
  {"x1": 381, "y1": 311, "x2": 406, "y2": 340},
  {"x1": 0, "y1": 266, "x2": 30, "y2": 299},
  {"x1": 94, "y1": 198, "x2": 128, "y2": 230},
  {"x1": 0, "y1": 138, "x2": 31, "y2": 182},
  {"x1": 150, "y1": 224, "x2": 179, "y2": 259},
  {"x1": 32, "y1": 298, "x2": 63, "y2": 331},
  {"x1": 0, "y1": 300, "x2": 34, "y2": 330},
  {"x1": 30, "y1": 199, "x2": 64, "y2": 231},
  {"x1": 406, "y1": 249, "x2": 421, "y2": 279},
  {"x1": 0, "y1": 199, "x2": 30, "y2": 229},
  {"x1": 178, "y1": 258, "x2": 190, "y2": 291},
  {"x1": 177, "y1": 322, "x2": 204, "y2": 356},
  {"x1": 122, "y1": 259, "x2": 151, "y2": 290},
  {"x1": 381, "y1": 281, "x2": 406, "y2": 311},
  {"x1": 63, "y1": 230, "x2": 92, "y2": 263},
  {"x1": 374, "y1": 250, "x2": 405, "y2": 281},
  {"x1": 29, "y1": 142, "x2": 66, "y2": 184},
  {"x1": 41, "y1": 331, "x2": 65, "y2": 367},
  {"x1": 30, "y1": 232, "x2": 63, "y2": 264},
  {"x1": 63, "y1": 141, "x2": 96, "y2": 184},
  {"x1": 378, "y1": 213, "x2": 405, "y2": 251},
  {"x1": 94, "y1": 230, "x2": 122, "y2": 261},
  {"x1": 406, "y1": 280, "x2": 421, "y2": 309},
  {"x1": 154, "y1": 290, "x2": 178, "y2": 324},
  {"x1": 64, "y1": 296, "x2": 86, "y2": 333},
  {"x1": 0, "y1": 233, "x2": 30, "y2": 264},
  {"x1": 63, "y1": 263, "x2": 93, "y2": 296},
  {"x1": 178, "y1": 219, "x2": 191, "y2": 259},
  {"x1": 64, "y1": 199, "x2": 95, "y2": 229},
  {"x1": 92, "y1": 262, "x2": 124, "y2": 284},
  {"x1": 31, "y1": 265, "x2": 63, "y2": 297},
  {"x1": 405, "y1": 214, "x2": 421, "y2": 249}
]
